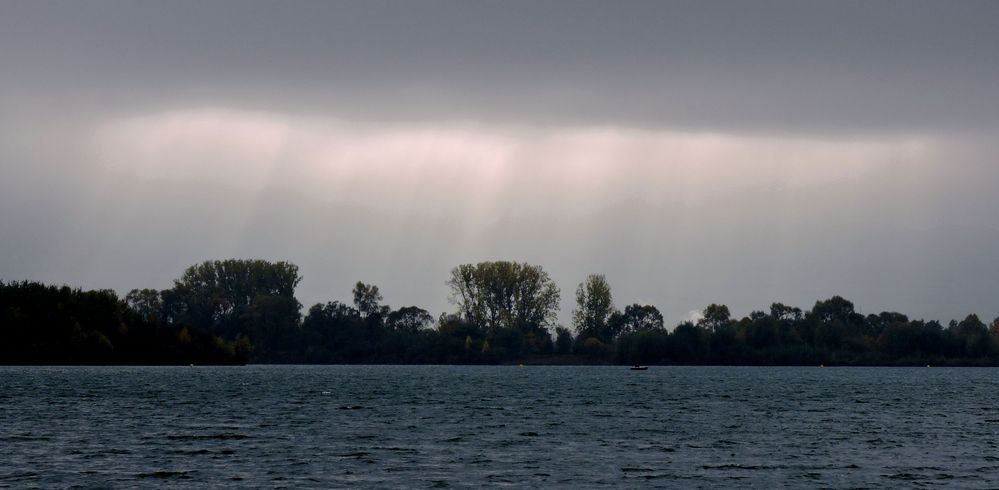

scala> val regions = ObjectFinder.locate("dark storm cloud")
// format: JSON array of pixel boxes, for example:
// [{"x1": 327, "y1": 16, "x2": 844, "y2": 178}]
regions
[{"x1": 2, "y1": 0, "x2": 998, "y2": 131}]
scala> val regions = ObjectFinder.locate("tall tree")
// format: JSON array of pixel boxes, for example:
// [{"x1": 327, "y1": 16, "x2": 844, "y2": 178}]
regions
[
  {"x1": 769, "y1": 302, "x2": 802, "y2": 322},
  {"x1": 953, "y1": 313, "x2": 990, "y2": 357},
  {"x1": 387, "y1": 306, "x2": 434, "y2": 333},
  {"x1": 163, "y1": 259, "x2": 302, "y2": 354},
  {"x1": 572, "y1": 274, "x2": 617, "y2": 341},
  {"x1": 809, "y1": 296, "x2": 862, "y2": 325},
  {"x1": 699, "y1": 303, "x2": 731, "y2": 332},
  {"x1": 353, "y1": 282, "x2": 389, "y2": 319},
  {"x1": 125, "y1": 288, "x2": 162, "y2": 322},
  {"x1": 446, "y1": 261, "x2": 560, "y2": 333},
  {"x1": 613, "y1": 303, "x2": 665, "y2": 335}
]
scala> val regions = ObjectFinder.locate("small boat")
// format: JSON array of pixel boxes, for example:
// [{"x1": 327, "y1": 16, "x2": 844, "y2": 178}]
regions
[{"x1": 629, "y1": 365, "x2": 648, "y2": 371}]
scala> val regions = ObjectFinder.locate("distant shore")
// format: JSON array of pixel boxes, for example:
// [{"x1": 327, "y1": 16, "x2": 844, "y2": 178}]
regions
[{"x1": 6, "y1": 259, "x2": 999, "y2": 367}]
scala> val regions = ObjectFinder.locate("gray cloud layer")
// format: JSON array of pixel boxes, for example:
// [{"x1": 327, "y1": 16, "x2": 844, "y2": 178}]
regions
[
  {"x1": 2, "y1": 1, "x2": 999, "y2": 325},
  {"x1": 4, "y1": 1, "x2": 999, "y2": 131}
]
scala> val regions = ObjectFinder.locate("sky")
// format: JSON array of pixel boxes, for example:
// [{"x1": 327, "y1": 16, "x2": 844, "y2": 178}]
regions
[{"x1": 2, "y1": 1, "x2": 999, "y2": 326}]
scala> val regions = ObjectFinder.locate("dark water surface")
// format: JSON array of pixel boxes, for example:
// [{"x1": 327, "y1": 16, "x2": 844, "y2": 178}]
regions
[{"x1": 2, "y1": 365, "x2": 999, "y2": 488}]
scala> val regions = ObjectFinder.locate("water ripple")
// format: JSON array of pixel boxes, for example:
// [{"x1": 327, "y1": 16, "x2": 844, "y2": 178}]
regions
[{"x1": 2, "y1": 365, "x2": 999, "y2": 488}]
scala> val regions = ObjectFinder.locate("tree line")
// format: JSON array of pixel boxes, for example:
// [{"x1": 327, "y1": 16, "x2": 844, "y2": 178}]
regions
[{"x1": 3, "y1": 259, "x2": 999, "y2": 365}]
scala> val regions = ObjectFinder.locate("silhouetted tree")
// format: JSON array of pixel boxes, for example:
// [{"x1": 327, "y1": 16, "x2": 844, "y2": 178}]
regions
[
  {"x1": 446, "y1": 261, "x2": 560, "y2": 334},
  {"x1": 953, "y1": 314, "x2": 990, "y2": 358},
  {"x1": 163, "y1": 259, "x2": 302, "y2": 359},
  {"x1": 300, "y1": 300, "x2": 364, "y2": 362},
  {"x1": 353, "y1": 281, "x2": 390, "y2": 320},
  {"x1": 10, "y1": 262, "x2": 999, "y2": 367},
  {"x1": 770, "y1": 302, "x2": 802, "y2": 322},
  {"x1": 572, "y1": 274, "x2": 617, "y2": 342},
  {"x1": 387, "y1": 306, "x2": 434, "y2": 333},
  {"x1": 699, "y1": 304, "x2": 731, "y2": 332},
  {"x1": 612, "y1": 304, "x2": 665, "y2": 335},
  {"x1": 554, "y1": 326, "x2": 574, "y2": 354},
  {"x1": 125, "y1": 288, "x2": 162, "y2": 322},
  {"x1": 0, "y1": 281, "x2": 246, "y2": 365},
  {"x1": 670, "y1": 322, "x2": 709, "y2": 363}
]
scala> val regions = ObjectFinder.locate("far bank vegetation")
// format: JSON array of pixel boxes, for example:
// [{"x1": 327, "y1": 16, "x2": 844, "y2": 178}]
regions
[{"x1": 3, "y1": 259, "x2": 999, "y2": 366}]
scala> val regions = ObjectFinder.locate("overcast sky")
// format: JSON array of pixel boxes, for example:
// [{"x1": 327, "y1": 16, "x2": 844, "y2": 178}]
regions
[{"x1": 3, "y1": 1, "x2": 999, "y2": 326}]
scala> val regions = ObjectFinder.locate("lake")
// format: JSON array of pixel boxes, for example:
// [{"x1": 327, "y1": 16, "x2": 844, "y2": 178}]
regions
[{"x1": 2, "y1": 365, "x2": 998, "y2": 488}]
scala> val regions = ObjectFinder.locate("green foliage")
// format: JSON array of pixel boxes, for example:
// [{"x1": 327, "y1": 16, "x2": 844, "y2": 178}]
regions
[
  {"x1": 809, "y1": 296, "x2": 862, "y2": 325},
  {"x1": 612, "y1": 304, "x2": 665, "y2": 335},
  {"x1": 7, "y1": 264, "x2": 999, "y2": 367},
  {"x1": 164, "y1": 259, "x2": 302, "y2": 358},
  {"x1": 447, "y1": 261, "x2": 560, "y2": 334},
  {"x1": 770, "y1": 302, "x2": 802, "y2": 321},
  {"x1": 353, "y1": 282, "x2": 389, "y2": 319},
  {"x1": 578, "y1": 336, "x2": 614, "y2": 360},
  {"x1": 699, "y1": 303, "x2": 731, "y2": 332},
  {"x1": 387, "y1": 306, "x2": 434, "y2": 333},
  {"x1": 572, "y1": 274, "x2": 617, "y2": 342},
  {"x1": 125, "y1": 288, "x2": 162, "y2": 323}
]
